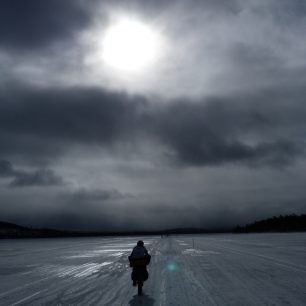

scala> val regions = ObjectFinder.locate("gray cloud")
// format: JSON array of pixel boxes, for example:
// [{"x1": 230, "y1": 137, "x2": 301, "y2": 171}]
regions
[
  {"x1": 0, "y1": 160, "x2": 13, "y2": 177},
  {"x1": 154, "y1": 92, "x2": 306, "y2": 167},
  {"x1": 1, "y1": 0, "x2": 305, "y2": 99},
  {"x1": 0, "y1": 83, "x2": 305, "y2": 168},
  {"x1": 44, "y1": 187, "x2": 135, "y2": 231},
  {"x1": 0, "y1": 160, "x2": 64, "y2": 187},
  {"x1": 9, "y1": 169, "x2": 64, "y2": 188},
  {"x1": 0, "y1": 84, "x2": 145, "y2": 161},
  {"x1": 0, "y1": 0, "x2": 92, "y2": 51},
  {"x1": 70, "y1": 188, "x2": 132, "y2": 202}
]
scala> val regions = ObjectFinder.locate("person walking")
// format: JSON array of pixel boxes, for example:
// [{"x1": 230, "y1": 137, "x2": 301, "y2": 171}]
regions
[{"x1": 128, "y1": 240, "x2": 151, "y2": 294}]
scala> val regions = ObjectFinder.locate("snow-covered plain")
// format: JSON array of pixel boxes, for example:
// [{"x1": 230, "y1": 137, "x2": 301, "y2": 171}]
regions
[{"x1": 0, "y1": 233, "x2": 306, "y2": 305}]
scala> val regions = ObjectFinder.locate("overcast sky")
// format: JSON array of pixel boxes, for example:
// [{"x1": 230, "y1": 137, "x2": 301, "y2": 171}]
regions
[{"x1": 0, "y1": 0, "x2": 305, "y2": 231}]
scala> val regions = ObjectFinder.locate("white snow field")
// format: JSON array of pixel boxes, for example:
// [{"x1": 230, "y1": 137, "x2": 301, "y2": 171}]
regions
[{"x1": 0, "y1": 233, "x2": 306, "y2": 305}]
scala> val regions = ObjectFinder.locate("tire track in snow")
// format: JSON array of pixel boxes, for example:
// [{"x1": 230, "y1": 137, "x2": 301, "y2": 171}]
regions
[
  {"x1": 11, "y1": 290, "x2": 44, "y2": 306},
  {"x1": 204, "y1": 240, "x2": 306, "y2": 273}
]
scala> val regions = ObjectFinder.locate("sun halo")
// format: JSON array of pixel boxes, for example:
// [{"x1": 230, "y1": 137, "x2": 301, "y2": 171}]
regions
[{"x1": 102, "y1": 18, "x2": 160, "y2": 73}]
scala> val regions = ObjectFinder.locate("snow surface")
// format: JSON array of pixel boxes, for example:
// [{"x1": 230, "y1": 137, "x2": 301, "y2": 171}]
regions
[{"x1": 0, "y1": 233, "x2": 306, "y2": 305}]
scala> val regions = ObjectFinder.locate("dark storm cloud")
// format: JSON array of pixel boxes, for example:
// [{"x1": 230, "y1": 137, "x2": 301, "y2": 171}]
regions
[
  {"x1": 70, "y1": 188, "x2": 131, "y2": 202},
  {"x1": 162, "y1": 135, "x2": 302, "y2": 168},
  {"x1": 0, "y1": 84, "x2": 145, "y2": 161},
  {"x1": 43, "y1": 187, "x2": 134, "y2": 231},
  {"x1": 0, "y1": 0, "x2": 306, "y2": 232},
  {"x1": 0, "y1": 0, "x2": 91, "y2": 50},
  {"x1": 0, "y1": 160, "x2": 63, "y2": 187},
  {"x1": 0, "y1": 160, "x2": 14, "y2": 177},
  {"x1": 9, "y1": 169, "x2": 64, "y2": 188},
  {"x1": 0, "y1": 83, "x2": 305, "y2": 168},
  {"x1": 154, "y1": 93, "x2": 306, "y2": 167}
]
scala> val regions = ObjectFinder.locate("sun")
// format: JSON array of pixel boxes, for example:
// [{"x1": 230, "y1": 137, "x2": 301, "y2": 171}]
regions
[{"x1": 102, "y1": 18, "x2": 160, "y2": 73}]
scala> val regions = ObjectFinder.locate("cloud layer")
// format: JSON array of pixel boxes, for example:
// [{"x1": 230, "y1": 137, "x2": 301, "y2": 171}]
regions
[
  {"x1": 0, "y1": 0, "x2": 91, "y2": 50},
  {"x1": 0, "y1": 160, "x2": 63, "y2": 187},
  {"x1": 0, "y1": 83, "x2": 305, "y2": 167},
  {"x1": 0, "y1": 0, "x2": 305, "y2": 230}
]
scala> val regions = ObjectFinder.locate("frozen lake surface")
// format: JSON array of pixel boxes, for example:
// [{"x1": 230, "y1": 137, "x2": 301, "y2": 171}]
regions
[{"x1": 0, "y1": 233, "x2": 306, "y2": 305}]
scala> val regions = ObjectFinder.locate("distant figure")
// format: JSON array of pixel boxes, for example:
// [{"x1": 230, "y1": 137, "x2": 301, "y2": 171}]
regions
[{"x1": 128, "y1": 240, "x2": 151, "y2": 295}]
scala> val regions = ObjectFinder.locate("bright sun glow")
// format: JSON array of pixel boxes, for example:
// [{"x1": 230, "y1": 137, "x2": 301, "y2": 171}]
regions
[{"x1": 102, "y1": 19, "x2": 159, "y2": 73}]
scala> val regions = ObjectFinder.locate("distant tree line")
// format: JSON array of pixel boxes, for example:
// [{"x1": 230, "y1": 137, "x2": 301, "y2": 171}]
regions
[
  {"x1": 2, "y1": 214, "x2": 306, "y2": 239},
  {"x1": 0, "y1": 221, "x2": 228, "y2": 239},
  {"x1": 234, "y1": 214, "x2": 306, "y2": 233},
  {"x1": 0, "y1": 221, "x2": 82, "y2": 239}
]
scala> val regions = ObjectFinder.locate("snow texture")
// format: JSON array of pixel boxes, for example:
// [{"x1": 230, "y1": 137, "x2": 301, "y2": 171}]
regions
[{"x1": 0, "y1": 233, "x2": 306, "y2": 305}]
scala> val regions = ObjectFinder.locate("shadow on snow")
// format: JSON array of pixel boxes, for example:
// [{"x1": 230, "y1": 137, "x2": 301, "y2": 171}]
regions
[{"x1": 128, "y1": 293, "x2": 155, "y2": 306}]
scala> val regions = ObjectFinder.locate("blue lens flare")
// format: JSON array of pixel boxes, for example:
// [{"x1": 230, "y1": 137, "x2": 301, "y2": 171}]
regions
[{"x1": 166, "y1": 262, "x2": 177, "y2": 272}]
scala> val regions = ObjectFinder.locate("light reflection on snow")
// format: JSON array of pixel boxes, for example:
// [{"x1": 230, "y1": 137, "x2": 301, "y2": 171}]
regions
[
  {"x1": 61, "y1": 240, "x2": 153, "y2": 259},
  {"x1": 39, "y1": 262, "x2": 113, "y2": 278},
  {"x1": 182, "y1": 249, "x2": 220, "y2": 256},
  {"x1": 108, "y1": 252, "x2": 124, "y2": 257},
  {"x1": 63, "y1": 249, "x2": 130, "y2": 259},
  {"x1": 102, "y1": 243, "x2": 136, "y2": 248}
]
